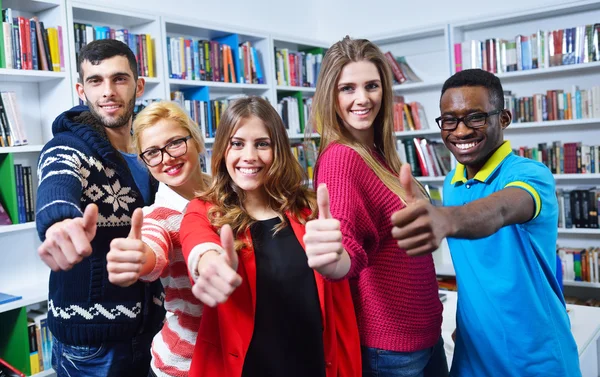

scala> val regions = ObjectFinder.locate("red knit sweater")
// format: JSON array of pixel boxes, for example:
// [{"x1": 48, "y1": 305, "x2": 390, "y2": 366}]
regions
[{"x1": 315, "y1": 143, "x2": 442, "y2": 352}]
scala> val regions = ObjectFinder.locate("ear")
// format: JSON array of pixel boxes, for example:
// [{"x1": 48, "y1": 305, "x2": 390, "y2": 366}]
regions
[
  {"x1": 75, "y1": 81, "x2": 86, "y2": 103},
  {"x1": 136, "y1": 77, "x2": 145, "y2": 99},
  {"x1": 499, "y1": 109, "x2": 512, "y2": 130}
]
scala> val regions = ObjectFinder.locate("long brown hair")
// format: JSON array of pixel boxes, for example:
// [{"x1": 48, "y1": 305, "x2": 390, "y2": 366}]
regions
[
  {"x1": 310, "y1": 36, "x2": 420, "y2": 202},
  {"x1": 132, "y1": 101, "x2": 211, "y2": 189},
  {"x1": 201, "y1": 96, "x2": 316, "y2": 250}
]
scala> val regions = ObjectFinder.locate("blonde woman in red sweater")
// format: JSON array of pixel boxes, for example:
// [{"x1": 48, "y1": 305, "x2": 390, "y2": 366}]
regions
[
  {"x1": 179, "y1": 96, "x2": 361, "y2": 377},
  {"x1": 304, "y1": 36, "x2": 448, "y2": 377}
]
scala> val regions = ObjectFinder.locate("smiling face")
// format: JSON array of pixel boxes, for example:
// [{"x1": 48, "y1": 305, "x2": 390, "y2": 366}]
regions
[
  {"x1": 139, "y1": 118, "x2": 200, "y2": 189},
  {"x1": 225, "y1": 115, "x2": 274, "y2": 203},
  {"x1": 440, "y1": 86, "x2": 509, "y2": 178},
  {"x1": 76, "y1": 55, "x2": 144, "y2": 129},
  {"x1": 336, "y1": 60, "x2": 383, "y2": 146}
]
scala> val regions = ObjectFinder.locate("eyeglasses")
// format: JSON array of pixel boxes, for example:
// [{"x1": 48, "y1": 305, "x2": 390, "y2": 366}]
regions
[
  {"x1": 139, "y1": 135, "x2": 192, "y2": 167},
  {"x1": 435, "y1": 109, "x2": 503, "y2": 131}
]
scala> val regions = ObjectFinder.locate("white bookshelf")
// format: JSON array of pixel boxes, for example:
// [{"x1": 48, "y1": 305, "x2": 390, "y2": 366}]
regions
[
  {"x1": 0, "y1": 280, "x2": 49, "y2": 315},
  {"x1": 66, "y1": 1, "x2": 166, "y2": 103},
  {"x1": 0, "y1": 145, "x2": 45, "y2": 153},
  {"x1": 0, "y1": 222, "x2": 37, "y2": 234}
]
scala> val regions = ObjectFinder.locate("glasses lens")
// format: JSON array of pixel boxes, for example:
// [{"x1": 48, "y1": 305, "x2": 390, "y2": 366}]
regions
[
  {"x1": 142, "y1": 150, "x2": 161, "y2": 166},
  {"x1": 441, "y1": 118, "x2": 457, "y2": 130},
  {"x1": 166, "y1": 138, "x2": 188, "y2": 158},
  {"x1": 467, "y1": 114, "x2": 487, "y2": 128}
]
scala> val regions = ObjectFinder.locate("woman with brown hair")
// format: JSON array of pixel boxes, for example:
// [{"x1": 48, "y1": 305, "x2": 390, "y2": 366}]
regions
[
  {"x1": 179, "y1": 96, "x2": 361, "y2": 377},
  {"x1": 304, "y1": 36, "x2": 448, "y2": 377}
]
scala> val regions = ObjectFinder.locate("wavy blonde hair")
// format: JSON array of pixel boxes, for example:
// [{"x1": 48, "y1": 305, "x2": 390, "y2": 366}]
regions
[
  {"x1": 310, "y1": 36, "x2": 425, "y2": 202},
  {"x1": 201, "y1": 96, "x2": 316, "y2": 251},
  {"x1": 132, "y1": 100, "x2": 211, "y2": 189}
]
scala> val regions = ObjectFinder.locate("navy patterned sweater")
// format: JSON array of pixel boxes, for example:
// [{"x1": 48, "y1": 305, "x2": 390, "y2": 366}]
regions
[{"x1": 36, "y1": 105, "x2": 165, "y2": 345}]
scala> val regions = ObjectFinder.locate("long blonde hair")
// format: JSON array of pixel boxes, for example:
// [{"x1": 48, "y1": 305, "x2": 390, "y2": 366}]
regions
[
  {"x1": 132, "y1": 101, "x2": 211, "y2": 189},
  {"x1": 310, "y1": 36, "x2": 417, "y2": 201},
  {"x1": 202, "y1": 96, "x2": 316, "y2": 251}
]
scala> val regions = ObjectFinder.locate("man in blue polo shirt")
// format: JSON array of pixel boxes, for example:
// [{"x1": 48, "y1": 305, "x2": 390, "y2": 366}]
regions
[{"x1": 390, "y1": 69, "x2": 581, "y2": 377}]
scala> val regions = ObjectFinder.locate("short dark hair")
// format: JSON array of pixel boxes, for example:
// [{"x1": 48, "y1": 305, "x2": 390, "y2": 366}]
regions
[
  {"x1": 441, "y1": 69, "x2": 504, "y2": 110},
  {"x1": 78, "y1": 39, "x2": 139, "y2": 81}
]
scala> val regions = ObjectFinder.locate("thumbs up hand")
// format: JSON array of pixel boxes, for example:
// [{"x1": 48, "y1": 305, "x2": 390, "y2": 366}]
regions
[
  {"x1": 304, "y1": 184, "x2": 350, "y2": 279},
  {"x1": 192, "y1": 224, "x2": 242, "y2": 307},
  {"x1": 107, "y1": 208, "x2": 149, "y2": 287},
  {"x1": 391, "y1": 164, "x2": 451, "y2": 256},
  {"x1": 38, "y1": 203, "x2": 99, "y2": 271}
]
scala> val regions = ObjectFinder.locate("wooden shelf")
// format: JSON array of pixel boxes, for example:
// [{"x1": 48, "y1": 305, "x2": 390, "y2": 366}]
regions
[{"x1": 0, "y1": 222, "x2": 37, "y2": 235}]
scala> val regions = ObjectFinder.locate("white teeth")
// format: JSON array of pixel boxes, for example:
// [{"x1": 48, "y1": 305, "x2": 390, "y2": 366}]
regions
[
  {"x1": 166, "y1": 165, "x2": 181, "y2": 173},
  {"x1": 103, "y1": 105, "x2": 119, "y2": 109},
  {"x1": 351, "y1": 109, "x2": 369, "y2": 115},
  {"x1": 456, "y1": 142, "x2": 477, "y2": 150},
  {"x1": 239, "y1": 167, "x2": 259, "y2": 174}
]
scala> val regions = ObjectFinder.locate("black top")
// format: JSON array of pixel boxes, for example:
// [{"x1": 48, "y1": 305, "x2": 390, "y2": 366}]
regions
[{"x1": 241, "y1": 217, "x2": 325, "y2": 377}]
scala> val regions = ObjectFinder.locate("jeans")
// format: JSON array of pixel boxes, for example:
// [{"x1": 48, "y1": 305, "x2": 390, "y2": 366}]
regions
[
  {"x1": 51, "y1": 332, "x2": 153, "y2": 377},
  {"x1": 362, "y1": 336, "x2": 449, "y2": 377}
]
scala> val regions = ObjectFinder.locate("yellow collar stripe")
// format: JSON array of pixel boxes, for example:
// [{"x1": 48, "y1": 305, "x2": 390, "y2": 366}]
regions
[{"x1": 451, "y1": 141, "x2": 513, "y2": 184}]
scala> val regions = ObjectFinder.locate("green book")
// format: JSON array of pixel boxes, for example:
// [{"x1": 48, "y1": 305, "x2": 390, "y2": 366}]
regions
[
  {"x1": 0, "y1": 154, "x2": 19, "y2": 224},
  {"x1": 0, "y1": 0, "x2": 4, "y2": 68}
]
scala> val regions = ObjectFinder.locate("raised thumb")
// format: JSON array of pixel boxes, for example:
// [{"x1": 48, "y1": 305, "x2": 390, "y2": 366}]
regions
[
  {"x1": 82, "y1": 203, "x2": 98, "y2": 239},
  {"x1": 128, "y1": 208, "x2": 143, "y2": 240},
  {"x1": 220, "y1": 224, "x2": 236, "y2": 265},
  {"x1": 400, "y1": 163, "x2": 418, "y2": 204},
  {"x1": 317, "y1": 184, "x2": 332, "y2": 220}
]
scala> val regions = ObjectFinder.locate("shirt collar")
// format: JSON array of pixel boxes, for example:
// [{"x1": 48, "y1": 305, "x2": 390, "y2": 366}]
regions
[
  {"x1": 451, "y1": 141, "x2": 513, "y2": 185},
  {"x1": 154, "y1": 182, "x2": 190, "y2": 212}
]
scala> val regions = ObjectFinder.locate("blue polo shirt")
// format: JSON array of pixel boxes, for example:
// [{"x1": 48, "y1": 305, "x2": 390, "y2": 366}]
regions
[{"x1": 444, "y1": 141, "x2": 581, "y2": 377}]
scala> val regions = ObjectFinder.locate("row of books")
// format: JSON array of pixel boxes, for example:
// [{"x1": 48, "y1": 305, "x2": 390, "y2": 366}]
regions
[
  {"x1": 73, "y1": 22, "x2": 156, "y2": 78},
  {"x1": 557, "y1": 187, "x2": 599, "y2": 229},
  {"x1": 558, "y1": 246, "x2": 600, "y2": 283},
  {"x1": 1, "y1": 9, "x2": 63, "y2": 71},
  {"x1": 384, "y1": 52, "x2": 422, "y2": 85},
  {"x1": 276, "y1": 96, "x2": 313, "y2": 134},
  {"x1": 0, "y1": 91, "x2": 27, "y2": 147},
  {"x1": 167, "y1": 37, "x2": 264, "y2": 84},
  {"x1": 397, "y1": 137, "x2": 452, "y2": 177},
  {"x1": 505, "y1": 85, "x2": 600, "y2": 123},
  {"x1": 291, "y1": 140, "x2": 317, "y2": 180},
  {"x1": 454, "y1": 24, "x2": 600, "y2": 74},
  {"x1": 516, "y1": 141, "x2": 600, "y2": 175},
  {"x1": 0, "y1": 164, "x2": 35, "y2": 225},
  {"x1": 274, "y1": 48, "x2": 323, "y2": 88},
  {"x1": 393, "y1": 97, "x2": 429, "y2": 132}
]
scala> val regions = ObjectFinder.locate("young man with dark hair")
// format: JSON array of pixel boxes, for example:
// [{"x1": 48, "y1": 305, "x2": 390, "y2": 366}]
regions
[
  {"x1": 390, "y1": 69, "x2": 581, "y2": 376},
  {"x1": 36, "y1": 39, "x2": 164, "y2": 377}
]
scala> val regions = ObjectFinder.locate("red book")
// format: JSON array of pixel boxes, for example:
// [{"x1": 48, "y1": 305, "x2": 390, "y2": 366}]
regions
[{"x1": 0, "y1": 357, "x2": 26, "y2": 377}]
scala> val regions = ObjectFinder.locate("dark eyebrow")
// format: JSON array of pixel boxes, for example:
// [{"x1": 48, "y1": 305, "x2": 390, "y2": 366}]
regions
[
  {"x1": 441, "y1": 108, "x2": 486, "y2": 116},
  {"x1": 85, "y1": 71, "x2": 132, "y2": 83},
  {"x1": 230, "y1": 136, "x2": 270, "y2": 142}
]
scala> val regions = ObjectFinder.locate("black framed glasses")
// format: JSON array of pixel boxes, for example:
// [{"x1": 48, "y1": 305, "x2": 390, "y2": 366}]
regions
[
  {"x1": 435, "y1": 109, "x2": 503, "y2": 131},
  {"x1": 139, "y1": 135, "x2": 192, "y2": 167}
]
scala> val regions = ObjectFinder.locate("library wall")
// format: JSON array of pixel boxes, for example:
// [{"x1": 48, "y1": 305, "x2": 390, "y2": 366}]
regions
[
  {"x1": 74, "y1": 0, "x2": 320, "y2": 40},
  {"x1": 315, "y1": 0, "x2": 570, "y2": 41}
]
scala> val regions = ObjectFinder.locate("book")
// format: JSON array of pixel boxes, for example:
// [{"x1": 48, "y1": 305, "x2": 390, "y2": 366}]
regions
[{"x1": 0, "y1": 292, "x2": 21, "y2": 305}]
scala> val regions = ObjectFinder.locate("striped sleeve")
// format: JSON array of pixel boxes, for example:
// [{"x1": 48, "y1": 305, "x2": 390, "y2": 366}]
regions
[
  {"x1": 503, "y1": 160, "x2": 555, "y2": 221},
  {"x1": 140, "y1": 206, "x2": 172, "y2": 282}
]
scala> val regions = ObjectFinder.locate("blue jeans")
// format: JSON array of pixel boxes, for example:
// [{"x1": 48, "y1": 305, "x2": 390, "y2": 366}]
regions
[
  {"x1": 51, "y1": 333, "x2": 153, "y2": 377},
  {"x1": 362, "y1": 336, "x2": 449, "y2": 377}
]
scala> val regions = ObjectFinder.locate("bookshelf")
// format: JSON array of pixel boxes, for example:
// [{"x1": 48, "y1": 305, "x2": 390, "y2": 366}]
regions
[
  {"x1": 271, "y1": 35, "x2": 327, "y2": 139},
  {"x1": 66, "y1": 1, "x2": 166, "y2": 105}
]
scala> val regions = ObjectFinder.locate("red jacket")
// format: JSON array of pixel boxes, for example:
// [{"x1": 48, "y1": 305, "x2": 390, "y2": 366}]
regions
[{"x1": 181, "y1": 199, "x2": 361, "y2": 377}]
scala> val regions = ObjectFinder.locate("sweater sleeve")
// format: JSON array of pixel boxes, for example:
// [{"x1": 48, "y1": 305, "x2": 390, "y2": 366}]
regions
[
  {"x1": 139, "y1": 205, "x2": 172, "y2": 282},
  {"x1": 315, "y1": 144, "x2": 374, "y2": 279},
  {"x1": 180, "y1": 199, "x2": 224, "y2": 283},
  {"x1": 35, "y1": 138, "x2": 89, "y2": 241}
]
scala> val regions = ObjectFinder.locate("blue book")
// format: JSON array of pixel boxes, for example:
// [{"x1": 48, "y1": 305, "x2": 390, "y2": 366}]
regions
[
  {"x1": 0, "y1": 292, "x2": 22, "y2": 305},
  {"x1": 251, "y1": 47, "x2": 264, "y2": 84}
]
